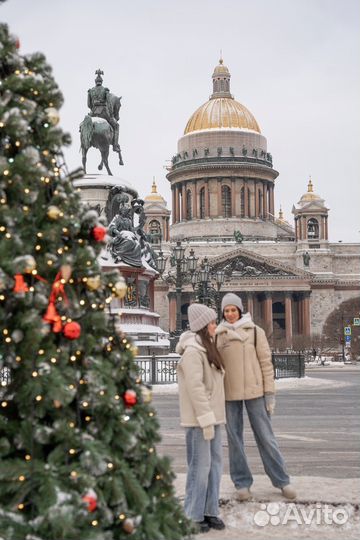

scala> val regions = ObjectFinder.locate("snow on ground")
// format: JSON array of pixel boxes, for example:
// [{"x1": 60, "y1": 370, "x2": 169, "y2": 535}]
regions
[
  {"x1": 152, "y1": 376, "x2": 352, "y2": 395},
  {"x1": 197, "y1": 500, "x2": 360, "y2": 540}
]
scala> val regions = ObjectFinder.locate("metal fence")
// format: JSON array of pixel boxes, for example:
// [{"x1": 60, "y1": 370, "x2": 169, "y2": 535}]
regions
[{"x1": 134, "y1": 352, "x2": 305, "y2": 384}]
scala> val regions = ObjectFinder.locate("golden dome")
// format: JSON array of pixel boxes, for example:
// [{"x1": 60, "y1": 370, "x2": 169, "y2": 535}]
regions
[
  {"x1": 144, "y1": 179, "x2": 166, "y2": 203},
  {"x1": 184, "y1": 59, "x2": 260, "y2": 135},
  {"x1": 212, "y1": 57, "x2": 230, "y2": 76},
  {"x1": 300, "y1": 178, "x2": 322, "y2": 202},
  {"x1": 184, "y1": 98, "x2": 260, "y2": 134}
]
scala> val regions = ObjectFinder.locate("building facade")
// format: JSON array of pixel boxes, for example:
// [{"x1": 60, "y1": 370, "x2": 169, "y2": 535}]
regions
[{"x1": 148, "y1": 59, "x2": 360, "y2": 350}]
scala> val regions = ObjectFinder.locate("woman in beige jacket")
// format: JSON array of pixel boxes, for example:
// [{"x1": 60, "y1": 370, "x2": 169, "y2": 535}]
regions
[
  {"x1": 216, "y1": 293, "x2": 296, "y2": 501},
  {"x1": 176, "y1": 303, "x2": 226, "y2": 533}
]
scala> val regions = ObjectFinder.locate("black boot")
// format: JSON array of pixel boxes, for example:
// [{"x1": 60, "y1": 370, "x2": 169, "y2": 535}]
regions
[
  {"x1": 204, "y1": 516, "x2": 225, "y2": 530},
  {"x1": 195, "y1": 520, "x2": 210, "y2": 533}
]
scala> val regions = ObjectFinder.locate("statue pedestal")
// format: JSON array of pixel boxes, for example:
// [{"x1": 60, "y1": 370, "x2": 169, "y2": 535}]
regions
[{"x1": 74, "y1": 174, "x2": 169, "y2": 356}]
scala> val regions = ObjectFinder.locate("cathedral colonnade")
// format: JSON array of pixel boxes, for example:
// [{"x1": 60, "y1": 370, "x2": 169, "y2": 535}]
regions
[
  {"x1": 168, "y1": 289, "x2": 311, "y2": 348},
  {"x1": 171, "y1": 177, "x2": 275, "y2": 223}
]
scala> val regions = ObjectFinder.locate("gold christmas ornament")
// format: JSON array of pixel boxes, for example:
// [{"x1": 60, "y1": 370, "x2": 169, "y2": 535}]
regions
[
  {"x1": 53, "y1": 400, "x2": 62, "y2": 408},
  {"x1": 60, "y1": 264, "x2": 72, "y2": 282},
  {"x1": 45, "y1": 107, "x2": 60, "y2": 126},
  {"x1": 47, "y1": 206, "x2": 61, "y2": 220},
  {"x1": 113, "y1": 277, "x2": 127, "y2": 299},
  {"x1": 122, "y1": 518, "x2": 135, "y2": 534},
  {"x1": 86, "y1": 275, "x2": 101, "y2": 291}
]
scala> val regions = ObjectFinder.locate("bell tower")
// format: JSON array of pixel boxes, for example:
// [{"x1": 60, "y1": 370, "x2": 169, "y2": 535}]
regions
[{"x1": 292, "y1": 178, "x2": 329, "y2": 246}]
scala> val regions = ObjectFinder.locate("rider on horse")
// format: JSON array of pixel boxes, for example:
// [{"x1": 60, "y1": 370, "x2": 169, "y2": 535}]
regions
[{"x1": 87, "y1": 69, "x2": 121, "y2": 153}]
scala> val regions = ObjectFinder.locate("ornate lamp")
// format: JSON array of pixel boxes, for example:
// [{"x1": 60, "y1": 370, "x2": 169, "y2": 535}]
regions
[
  {"x1": 187, "y1": 248, "x2": 198, "y2": 273},
  {"x1": 156, "y1": 250, "x2": 167, "y2": 274},
  {"x1": 173, "y1": 240, "x2": 185, "y2": 262}
]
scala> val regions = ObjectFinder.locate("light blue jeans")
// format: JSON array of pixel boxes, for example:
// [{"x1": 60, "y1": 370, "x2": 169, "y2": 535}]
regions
[
  {"x1": 225, "y1": 397, "x2": 290, "y2": 489},
  {"x1": 184, "y1": 425, "x2": 222, "y2": 522}
]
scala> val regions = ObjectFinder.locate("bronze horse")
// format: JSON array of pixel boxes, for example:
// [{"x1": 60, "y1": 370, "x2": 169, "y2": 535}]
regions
[{"x1": 79, "y1": 93, "x2": 123, "y2": 176}]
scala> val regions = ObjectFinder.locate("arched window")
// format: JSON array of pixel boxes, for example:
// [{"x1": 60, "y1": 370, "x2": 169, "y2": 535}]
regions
[
  {"x1": 240, "y1": 187, "x2": 245, "y2": 217},
  {"x1": 221, "y1": 185, "x2": 231, "y2": 217},
  {"x1": 307, "y1": 218, "x2": 319, "y2": 239},
  {"x1": 186, "y1": 189, "x2": 192, "y2": 220},
  {"x1": 149, "y1": 219, "x2": 161, "y2": 244},
  {"x1": 200, "y1": 187, "x2": 205, "y2": 219}
]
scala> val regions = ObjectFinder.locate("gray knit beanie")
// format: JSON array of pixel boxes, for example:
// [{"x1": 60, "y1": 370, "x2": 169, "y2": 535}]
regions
[
  {"x1": 221, "y1": 293, "x2": 244, "y2": 313},
  {"x1": 188, "y1": 303, "x2": 217, "y2": 332}
]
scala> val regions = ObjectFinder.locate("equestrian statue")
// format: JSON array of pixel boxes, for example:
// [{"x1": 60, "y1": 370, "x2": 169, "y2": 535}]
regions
[{"x1": 80, "y1": 69, "x2": 123, "y2": 175}]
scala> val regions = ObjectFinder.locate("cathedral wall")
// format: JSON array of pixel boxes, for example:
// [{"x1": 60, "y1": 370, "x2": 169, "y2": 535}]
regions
[
  {"x1": 311, "y1": 288, "x2": 360, "y2": 335},
  {"x1": 154, "y1": 287, "x2": 170, "y2": 331},
  {"x1": 178, "y1": 130, "x2": 267, "y2": 155}
]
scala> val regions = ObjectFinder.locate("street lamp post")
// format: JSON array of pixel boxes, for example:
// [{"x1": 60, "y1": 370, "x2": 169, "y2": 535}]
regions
[{"x1": 156, "y1": 241, "x2": 198, "y2": 334}]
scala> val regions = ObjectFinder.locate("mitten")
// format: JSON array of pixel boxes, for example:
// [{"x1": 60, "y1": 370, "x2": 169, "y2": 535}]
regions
[
  {"x1": 265, "y1": 393, "x2": 276, "y2": 415},
  {"x1": 203, "y1": 425, "x2": 215, "y2": 440}
]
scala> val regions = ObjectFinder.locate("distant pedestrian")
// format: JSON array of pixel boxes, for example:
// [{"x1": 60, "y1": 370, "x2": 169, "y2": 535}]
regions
[
  {"x1": 216, "y1": 293, "x2": 296, "y2": 501},
  {"x1": 176, "y1": 304, "x2": 226, "y2": 533}
]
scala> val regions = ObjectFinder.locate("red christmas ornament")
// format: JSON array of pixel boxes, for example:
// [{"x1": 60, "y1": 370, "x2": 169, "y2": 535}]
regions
[
  {"x1": 82, "y1": 489, "x2": 97, "y2": 512},
  {"x1": 14, "y1": 35, "x2": 20, "y2": 50},
  {"x1": 13, "y1": 274, "x2": 29, "y2": 293},
  {"x1": 63, "y1": 321, "x2": 81, "y2": 340},
  {"x1": 92, "y1": 226, "x2": 107, "y2": 242},
  {"x1": 123, "y1": 389, "x2": 137, "y2": 407},
  {"x1": 43, "y1": 302, "x2": 62, "y2": 333}
]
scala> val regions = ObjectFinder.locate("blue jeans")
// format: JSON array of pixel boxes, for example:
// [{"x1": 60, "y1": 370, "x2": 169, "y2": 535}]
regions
[
  {"x1": 184, "y1": 425, "x2": 223, "y2": 522},
  {"x1": 225, "y1": 398, "x2": 290, "y2": 489}
]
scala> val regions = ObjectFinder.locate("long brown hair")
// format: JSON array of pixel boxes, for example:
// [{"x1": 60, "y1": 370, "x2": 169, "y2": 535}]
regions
[{"x1": 197, "y1": 327, "x2": 224, "y2": 371}]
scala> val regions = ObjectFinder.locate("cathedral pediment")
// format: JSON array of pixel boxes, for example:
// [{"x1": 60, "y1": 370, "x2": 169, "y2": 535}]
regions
[{"x1": 209, "y1": 246, "x2": 310, "y2": 279}]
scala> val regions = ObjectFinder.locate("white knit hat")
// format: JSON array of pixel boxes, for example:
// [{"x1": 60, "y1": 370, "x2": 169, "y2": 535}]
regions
[
  {"x1": 188, "y1": 303, "x2": 217, "y2": 332},
  {"x1": 221, "y1": 293, "x2": 244, "y2": 313}
]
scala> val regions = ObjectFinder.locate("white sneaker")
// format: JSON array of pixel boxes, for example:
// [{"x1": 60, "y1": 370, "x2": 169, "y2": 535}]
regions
[
  {"x1": 281, "y1": 484, "x2": 297, "y2": 499},
  {"x1": 236, "y1": 487, "x2": 252, "y2": 501}
]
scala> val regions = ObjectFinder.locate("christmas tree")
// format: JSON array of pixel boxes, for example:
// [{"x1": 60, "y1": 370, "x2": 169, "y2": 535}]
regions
[{"x1": 0, "y1": 24, "x2": 191, "y2": 540}]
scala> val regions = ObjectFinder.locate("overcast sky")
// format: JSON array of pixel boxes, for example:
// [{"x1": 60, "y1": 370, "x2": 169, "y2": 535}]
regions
[{"x1": 2, "y1": 0, "x2": 360, "y2": 242}]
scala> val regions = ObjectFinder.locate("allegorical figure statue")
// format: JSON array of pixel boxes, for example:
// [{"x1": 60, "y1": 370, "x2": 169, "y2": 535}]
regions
[
  {"x1": 80, "y1": 69, "x2": 123, "y2": 176},
  {"x1": 303, "y1": 251, "x2": 311, "y2": 267}
]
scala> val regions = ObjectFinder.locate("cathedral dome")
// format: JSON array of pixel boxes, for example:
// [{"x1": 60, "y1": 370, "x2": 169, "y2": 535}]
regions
[
  {"x1": 298, "y1": 178, "x2": 323, "y2": 205},
  {"x1": 144, "y1": 179, "x2": 167, "y2": 205},
  {"x1": 184, "y1": 59, "x2": 261, "y2": 135},
  {"x1": 184, "y1": 98, "x2": 260, "y2": 134}
]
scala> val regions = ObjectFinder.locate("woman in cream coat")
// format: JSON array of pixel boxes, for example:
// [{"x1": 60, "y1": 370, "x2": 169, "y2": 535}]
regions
[
  {"x1": 216, "y1": 293, "x2": 296, "y2": 501},
  {"x1": 176, "y1": 303, "x2": 226, "y2": 533}
]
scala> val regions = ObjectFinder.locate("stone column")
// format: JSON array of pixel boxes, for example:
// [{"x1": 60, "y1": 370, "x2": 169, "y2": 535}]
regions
[
  {"x1": 303, "y1": 292, "x2": 311, "y2": 337},
  {"x1": 285, "y1": 292, "x2": 293, "y2": 347},
  {"x1": 325, "y1": 216, "x2": 328, "y2": 240},
  {"x1": 172, "y1": 187, "x2": 176, "y2": 224},
  {"x1": 205, "y1": 180, "x2": 209, "y2": 218},
  {"x1": 231, "y1": 178, "x2": 236, "y2": 216},
  {"x1": 247, "y1": 292, "x2": 254, "y2": 317},
  {"x1": 264, "y1": 292, "x2": 273, "y2": 337},
  {"x1": 254, "y1": 181, "x2": 258, "y2": 218},
  {"x1": 270, "y1": 184, "x2": 275, "y2": 218},
  {"x1": 297, "y1": 293, "x2": 303, "y2": 334},
  {"x1": 169, "y1": 295, "x2": 177, "y2": 333},
  {"x1": 217, "y1": 179, "x2": 222, "y2": 216},
  {"x1": 244, "y1": 182, "x2": 249, "y2": 218},
  {"x1": 181, "y1": 183, "x2": 186, "y2": 221},
  {"x1": 235, "y1": 178, "x2": 241, "y2": 217},
  {"x1": 175, "y1": 185, "x2": 180, "y2": 224},
  {"x1": 249, "y1": 179, "x2": 255, "y2": 218},
  {"x1": 263, "y1": 183, "x2": 268, "y2": 220},
  {"x1": 193, "y1": 181, "x2": 198, "y2": 219}
]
